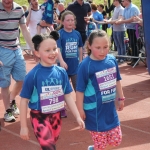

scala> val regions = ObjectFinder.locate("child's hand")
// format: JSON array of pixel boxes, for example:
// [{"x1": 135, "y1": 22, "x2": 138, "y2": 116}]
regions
[
  {"x1": 78, "y1": 109, "x2": 86, "y2": 120},
  {"x1": 20, "y1": 127, "x2": 30, "y2": 140},
  {"x1": 60, "y1": 61, "x2": 68, "y2": 70},
  {"x1": 0, "y1": 61, "x2": 3, "y2": 66},
  {"x1": 118, "y1": 101, "x2": 124, "y2": 111},
  {"x1": 76, "y1": 117, "x2": 85, "y2": 130}
]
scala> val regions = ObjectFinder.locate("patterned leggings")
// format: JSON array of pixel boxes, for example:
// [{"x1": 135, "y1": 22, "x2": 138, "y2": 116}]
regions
[
  {"x1": 89, "y1": 126, "x2": 122, "y2": 150},
  {"x1": 30, "y1": 110, "x2": 61, "y2": 150}
]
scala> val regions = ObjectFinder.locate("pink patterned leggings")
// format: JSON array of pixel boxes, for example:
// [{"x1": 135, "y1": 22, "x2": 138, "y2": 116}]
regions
[{"x1": 30, "y1": 110, "x2": 61, "y2": 150}]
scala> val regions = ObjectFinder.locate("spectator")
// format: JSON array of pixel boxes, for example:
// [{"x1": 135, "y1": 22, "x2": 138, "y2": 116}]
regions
[
  {"x1": 104, "y1": 0, "x2": 117, "y2": 51},
  {"x1": 0, "y1": 0, "x2": 33, "y2": 122},
  {"x1": 67, "y1": 0, "x2": 92, "y2": 45},
  {"x1": 26, "y1": 0, "x2": 48, "y2": 37},
  {"x1": 37, "y1": 0, "x2": 54, "y2": 34},
  {"x1": 54, "y1": 0, "x2": 60, "y2": 16},
  {"x1": 116, "y1": 0, "x2": 140, "y2": 66},
  {"x1": 91, "y1": 3, "x2": 103, "y2": 29},
  {"x1": 97, "y1": 4, "x2": 108, "y2": 32},
  {"x1": 56, "y1": 3, "x2": 66, "y2": 24},
  {"x1": 108, "y1": 0, "x2": 126, "y2": 63}
]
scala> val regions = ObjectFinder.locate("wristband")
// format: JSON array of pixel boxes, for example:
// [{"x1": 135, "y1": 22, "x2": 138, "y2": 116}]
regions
[{"x1": 118, "y1": 97, "x2": 125, "y2": 101}]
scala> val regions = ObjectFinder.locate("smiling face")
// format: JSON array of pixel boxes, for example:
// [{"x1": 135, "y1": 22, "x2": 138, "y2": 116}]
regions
[
  {"x1": 88, "y1": 36, "x2": 109, "y2": 60},
  {"x1": 35, "y1": 38, "x2": 58, "y2": 67}
]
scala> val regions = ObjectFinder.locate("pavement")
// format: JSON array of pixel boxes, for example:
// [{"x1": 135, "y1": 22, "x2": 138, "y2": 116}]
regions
[{"x1": 0, "y1": 51, "x2": 150, "y2": 150}]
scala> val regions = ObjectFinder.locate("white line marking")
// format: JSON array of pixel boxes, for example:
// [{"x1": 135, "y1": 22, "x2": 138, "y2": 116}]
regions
[
  {"x1": 121, "y1": 124, "x2": 150, "y2": 135},
  {"x1": 1, "y1": 127, "x2": 39, "y2": 146}
]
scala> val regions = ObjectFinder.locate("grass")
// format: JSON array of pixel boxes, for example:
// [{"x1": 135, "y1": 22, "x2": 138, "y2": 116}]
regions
[{"x1": 15, "y1": 0, "x2": 141, "y2": 45}]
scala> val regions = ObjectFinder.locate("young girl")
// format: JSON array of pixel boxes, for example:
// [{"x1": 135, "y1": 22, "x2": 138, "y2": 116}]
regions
[
  {"x1": 57, "y1": 11, "x2": 83, "y2": 91},
  {"x1": 37, "y1": 0, "x2": 54, "y2": 34},
  {"x1": 76, "y1": 30, "x2": 125, "y2": 150},
  {"x1": 20, "y1": 31, "x2": 85, "y2": 150}
]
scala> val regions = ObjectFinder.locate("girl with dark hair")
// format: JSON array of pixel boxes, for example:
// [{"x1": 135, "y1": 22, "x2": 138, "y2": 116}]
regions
[{"x1": 20, "y1": 31, "x2": 85, "y2": 150}]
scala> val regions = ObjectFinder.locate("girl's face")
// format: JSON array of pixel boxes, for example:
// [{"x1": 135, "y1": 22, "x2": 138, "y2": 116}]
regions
[
  {"x1": 35, "y1": 39, "x2": 58, "y2": 67},
  {"x1": 62, "y1": 14, "x2": 75, "y2": 31},
  {"x1": 88, "y1": 36, "x2": 109, "y2": 60}
]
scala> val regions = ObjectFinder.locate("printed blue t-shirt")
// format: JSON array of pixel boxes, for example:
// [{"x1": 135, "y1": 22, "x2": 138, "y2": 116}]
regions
[
  {"x1": 57, "y1": 29, "x2": 83, "y2": 75},
  {"x1": 20, "y1": 64, "x2": 72, "y2": 111},
  {"x1": 76, "y1": 54, "x2": 121, "y2": 132}
]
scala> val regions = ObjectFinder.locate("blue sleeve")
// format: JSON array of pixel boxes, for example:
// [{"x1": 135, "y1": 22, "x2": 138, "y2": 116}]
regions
[
  {"x1": 130, "y1": 7, "x2": 140, "y2": 17},
  {"x1": 20, "y1": 73, "x2": 34, "y2": 99},
  {"x1": 61, "y1": 68, "x2": 73, "y2": 94},
  {"x1": 114, "y1": 58, "x2": 122, "y2": 81},
  {"x1": 76, "y1": 61, "x2": 89, "y2": 92}
]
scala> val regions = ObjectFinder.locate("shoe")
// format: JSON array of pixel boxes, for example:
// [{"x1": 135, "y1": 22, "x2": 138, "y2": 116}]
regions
[
  {"x1": 127, "y1": 61, "x2": 134, "y2": 65},
  {"x1": 88, "y1": 145, "x2": 94, "y2": 150},
  {"x1": 61, "y1": 109, "x2": 67, "y2": 118},
  {"x1": 120, "y1": 59, "x2": 124, "y2": 63},
  {"x1": 4, "y1": 109, "x2": 16, "y2": 122},
  {"x1": 10, "y1": 100, "x2": 20, "y2": 117}
]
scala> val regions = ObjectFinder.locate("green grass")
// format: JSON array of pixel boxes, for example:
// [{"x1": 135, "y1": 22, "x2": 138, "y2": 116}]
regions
[{"x1": 15, "y1": 0, "x2": 141, "y2": 44}]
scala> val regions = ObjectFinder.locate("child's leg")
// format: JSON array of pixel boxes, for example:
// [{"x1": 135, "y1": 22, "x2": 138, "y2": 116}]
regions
[
  {"x1": 106, "y1": 126, "x2": 122, "y2": 149},
  {"x1": 89, "y1": 126, "x2": 122, "y2": 150},
  {"x1": 30, "y1": 110, "x2": 61, "y2": 150}
]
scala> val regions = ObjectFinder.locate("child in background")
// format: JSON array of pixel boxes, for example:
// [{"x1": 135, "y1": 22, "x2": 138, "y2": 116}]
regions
[
  {"x1": 76, "y1": 30, "x2": 125, "y2": 150},
  {"x1": 86, "y1": 19, "x2": 97, "y2": 38},
  {"x1": 20, "y1": 31, "x2": 85, "y2": 150},
  {"x1": 57, "y1": 11, "x2": 83, "y2": 91},
  {"x1": 37, "y1": 0, "x2": 54, "y2": 34}
]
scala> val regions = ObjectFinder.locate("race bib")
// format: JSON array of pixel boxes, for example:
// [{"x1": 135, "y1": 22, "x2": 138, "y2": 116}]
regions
[
  {"x1": 40, "y1": 85, "x2": 65, "y2": 114},
  {"x1": 95, "y1": 67, "x2": 117, "y2": 103}
]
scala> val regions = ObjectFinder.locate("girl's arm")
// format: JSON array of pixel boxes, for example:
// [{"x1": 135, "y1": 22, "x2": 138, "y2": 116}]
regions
[
  {"x1": 79, "y1": 47, "x2": 83, "y2": 62},
  {"x1": 76, "y1": 91, "x2": 86, "y2": 120},
  {"x1": 57, "y1": 48, "x2": 68, "y2": 69},
  {"x1": 116, "y1": 80, "x2": 125, "y2": 111},
  {"x1": 64, "y1": 93, "x2": 85, "y2": 129},
  {"x1": 20, "y1": 98, "x2": 29, "y2": 140}
]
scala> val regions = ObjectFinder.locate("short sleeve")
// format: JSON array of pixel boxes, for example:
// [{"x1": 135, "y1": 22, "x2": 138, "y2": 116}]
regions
[
  {"x1": 19, "y1": 7, "x2": 26, "y2": 24},
  {"x1": 76, "y1": 61, "x2": 89, "y2": 92},
  {"x1": 61, "y1": 69, "x2": 73, "y2": 94},
  {"x1": 20, "y1": 74, "x2": 34, "y2": 99}
]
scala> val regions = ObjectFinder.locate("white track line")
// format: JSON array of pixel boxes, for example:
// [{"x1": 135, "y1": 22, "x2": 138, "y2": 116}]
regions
[
  {"x1": 121, "y1": 124, "x2": 150, "y2": 135},
  {"x1": 1, "y1": 127, "x2": 39, "y2": 146}
]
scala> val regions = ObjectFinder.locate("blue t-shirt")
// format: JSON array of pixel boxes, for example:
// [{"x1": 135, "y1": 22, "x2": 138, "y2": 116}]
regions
[
  {"x1": 86, "y1": 22, "x2": 97, "y2": 37},
  {"x1": 41, "y1": 0, "x2": 53, "y2": 24},
  {"x1": 123, "y1": 3, "x2": 140, "y2": 30},
  {"x1": 92, "y1": 11, "x2": 103, "y2": 29},
  {"x1": 76, "y1": 54, "x2": 121, "y2": 132},
  {"x1": 57, "y1": 29, "x2": 83, "y2": 75},
  {"x1": 20, "y1": 63, "x2": 72, "y2": 111}
]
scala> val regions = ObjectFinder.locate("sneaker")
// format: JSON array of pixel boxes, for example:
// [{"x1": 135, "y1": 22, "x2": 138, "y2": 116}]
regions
[
  {"x1": 4, "y1": 109, "x2": 16, "y2": 122},
  {"x1": 120, "y1": 59, "x2": 124, "y2": 63},
  {"x1": 10, "y1": 100, "x2": 20, "y2": 117},
  {"x1": 88, "y1": 145, "x2": 94, "y2": 150}
]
